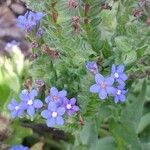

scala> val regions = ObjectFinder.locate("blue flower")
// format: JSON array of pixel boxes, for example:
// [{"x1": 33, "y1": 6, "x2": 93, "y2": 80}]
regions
[
  {"x1": 90, "y1": 74, "x2": 115, "y2": 99},
  {"x1": 63, "y1": 98, "x2": 79, "y2": 116},
  {"x1": 19, "y1": 89, "x2": 43, "y2": 117},
  {"x1": 7, "y1": 99, "x2": 24, "y2": 118},
  {"x1": 111, "y1": 64, "x2": 128, "y2": 86},
  {"x1": 45, "y1": 87, "x2": 67, "y2": 105},
  {"x1": 86, "y1": 61, "x2": 98, "y2": 75},
  {"x1": 17, "y1": 11, "x2": 44, "y2": 31},
  {"x1": 9, "y1": 145, "x2": 29, "y2": 150},
  {"x1": 41, "y1": 102, "x2": 65, "y2": 127},
  {"x1": 113, "y1": 85, "x2": 128, "y2": 103}
]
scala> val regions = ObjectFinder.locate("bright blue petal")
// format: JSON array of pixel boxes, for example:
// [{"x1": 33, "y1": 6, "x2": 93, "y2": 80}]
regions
[
  {"x1": 48, "y1": 102, "x2": 57, "y2": 111},
  {"x1": 114, "y1": 96, "x2": 119, "y2": 103},
  {"x1": 111, "y1": 64, "x2": 116, "y2": 73},
  {"x1": 120, "y1": 73, "x2": 128, "y2": 81},
  {"x1": 119, "y1": 94, "x2": 126, "y2": 102},
  {"x1": 106, "y1": 86, "x2": 116, "y2": 95},
  {"x1": 90, "y1": 84, "x2": 100, "y2": 93},
  {"x1": 46, "y1": 118, "x2": 55, "y2": 127},
  {"x1": 41, "y1": 110, "x2": 49, "y2": 119},
  {"x1": 56, "y1": 116, "x2": 64, "y2": 125},
  {"x1": 50, "y1": 87, "x2": 58, "y2": 95},
  {"x1": 98, "y1": 89, "x2": 107, "y2": 99},
  {"x1": 117, "y1": 64, "x2": 125, "y2": 73},
  {"x1": 27, "y1": 106, "x2": 35, "y2": 116},
  {"x1": 105, "y1": 77, "x2": 114, "y2": 85},
  {"x1": 34, "y1": 99, "x2": 43, "y2": 108},
  {"x1": 95, "y1": 74, "x2": 104, "y2": 84},
  {"x1": 58, "y1": 90, "x2": 67, "y2": 97},
  {"x1": 29, "y1": 89, "x2": 38, "y2": 99},
  {"x1": 57, "y1": 107, "x2": 65, "y2": 115}
]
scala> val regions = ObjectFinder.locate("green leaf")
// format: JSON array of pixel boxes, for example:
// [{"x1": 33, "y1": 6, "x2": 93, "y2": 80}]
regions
[
  {"x1": 121, "y1": 79, "x2": 146, "y2": 131},
  {"x1": 80, "y1": 122, "x2": 97, "y2": 146},
  {"x1": 121, "y1": 51, "x2": 137, "y2": 65},
  {"x1": 90, "y1": 137, "x2": 116, "y2": 150},
  {"x1": 115, "y1": 36, "x2": 132, "y2": 52},
  {"x1": 137, "y1": 113, "x2": 150, "y2": 134}
]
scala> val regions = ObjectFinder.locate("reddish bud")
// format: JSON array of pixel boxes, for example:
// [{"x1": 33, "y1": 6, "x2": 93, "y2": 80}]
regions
[
  {"x1": 72, "y1": 16, "x2": 80, "y2": 33},
  {"x1": 133, "y1": 9, "x2": 143, "y2": 17},
  {"x1": 68, "y1": 0, "x2": 78, "y2": 9}
]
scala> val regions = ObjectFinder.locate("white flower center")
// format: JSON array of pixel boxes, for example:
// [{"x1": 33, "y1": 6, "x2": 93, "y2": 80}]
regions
[
  {"x1": 27, "y1": 99, "x2": 33, "y2": 105},
  {"x1": 15, "y1": 106, "x2": 19, "y2": 111},
  {"x1": 66, "y1": 104, "x2": 72, "y2": 109},
  {"x1": 114, "y1": 73, "x2": 119, "y2": 78},
  {"x1": 52, "y1": 112, "x2": 57, "y2": 118},
  {"x1": 117, "y1": 90, "x2": 121, "y2": 95}
]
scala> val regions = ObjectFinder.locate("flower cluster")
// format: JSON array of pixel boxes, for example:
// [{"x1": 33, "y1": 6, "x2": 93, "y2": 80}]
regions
[
  {"x1": 89, "y1": 64, "x2": 128, "y2": 103},
  {"x1": 8, "y1": 87, "x2": 79, "y2": 127},
  {"x1": 9, "y1": 145, "x2": 29, "y2": 150},
  {"x1": 7, "y1": 89, "x2": 43, "y2": 118},
  {"x1": 41, "y1": 87, "x2": 79, "y2": 127},
  {"x1": 17, "y1": 11, "x2": 44, "y2": 32}
]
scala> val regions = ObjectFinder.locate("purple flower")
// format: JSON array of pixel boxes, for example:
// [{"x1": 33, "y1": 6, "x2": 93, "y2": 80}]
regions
[
  {"x1": 7, "y1": 99, "x2": 24, "y2": 118},
  {"x1": 64, "y1": 98, "x2": 79, "y2": 116},
  {"x1": 45, "y1": 87, "x2": 67, "y2": 105},
  {"x1": 17, "y1": 11, "x2": 44, "y2": 31},
  {"x1": 41, "y1": 102, "x2": 65, "y2": 127},
  {"x1": 111, "y1": 64, "x2": 128, "y2": 86},
  {"x1": 113, "y1": 86, "x2": 128, "y2": 103},
  {"x1": 90, "y1": 74, "x2": 115, "y2": 99},
  {"x1": 9, "y1": 145, "x2": 29, "y2": 150},
  {"x1": 36, "y1": 28, "x2": 44, "y2": 37},
  {"x1": 86, "y1": 61, "x2": 98, "y2": 75},
  {"x1": 19, "y1": 89, "x2": 43, "y2": 117}
]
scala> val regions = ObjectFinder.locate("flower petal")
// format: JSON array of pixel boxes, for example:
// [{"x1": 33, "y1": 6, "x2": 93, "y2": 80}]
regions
[
  {"x1": 29, "y1": 89, "x2": 38, "y2": 99},
  {"x1": 50, "y1": 87, "x2": 58, "y2": 95},
  {"x1": 57, "y1": 107, "x2": 65, "y2": 115},
  {"x1": 70, "y1": 98, "x2": 76, "y2": 105},
  {"x1": 105, "y1": 77, "x2": 114, "y2": 85},
  {"x1": 95, "y1": 74, "x2": 104, "y2": 84},
  {"x1": 117, "y1": 64, "x2": 125, "y2": 73},
  {"x1": 90, "y1": 84, "x2": 100, "y2": 93},
  {"x1": 46, "y1": 118, "x2": 55, "y2": 127},
  {"x1": 58, "y1": 90, "x2": 67, "y2": 97},
  {"x1": 119, "y1": 94, "x2": 126, "y2": 102},
  {"x1": 56, "y1": 116, "x2": 64, "y2": 125},
  {"x1": 114, "y1": 96, "x2": 119, "y2": 103},
  {"x1": 98, "y1": 89, "x2": 107, "y2": 99},
  {"x1": 27, "y1": 106, "x2": 35, "y2": 116},
  {"x1": 45, "y1": 96, "x2": 50, "y2": 103},
  {"x1": 19, "y1": 93, "x2": 29, "y2": 102},
  {"x1": 111, "y1": 64, "x2": 116, "y2": 73},
  {"x1": 117, "y1": 79, "x2": 125, "y2": 87},
  {"x1": 48, "y1": 102, "x2": 57, "y2": 111},
  {"x1": 72, "y1": 106, "x2": 79, "y2": 112},
  {"x1": 34, "y1": 99, "x2": 43, "y2": 108},
  {"x1": 11, "y1": 110, "x2": 18, "y2": 118},
  {"x1": 41, "y1": 110, "x2": 49, "y2": 119},
  {"x1": 120, "y1": 73, "x2": 128, "y2": 81},
  {"x1": 106, "y1": 86, "x2": 116, "y2": 95}
]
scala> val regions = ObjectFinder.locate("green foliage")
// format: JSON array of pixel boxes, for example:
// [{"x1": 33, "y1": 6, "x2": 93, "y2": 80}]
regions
[{"x1": 2, "y1": 0, "x2": 150, "y2": 149}]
